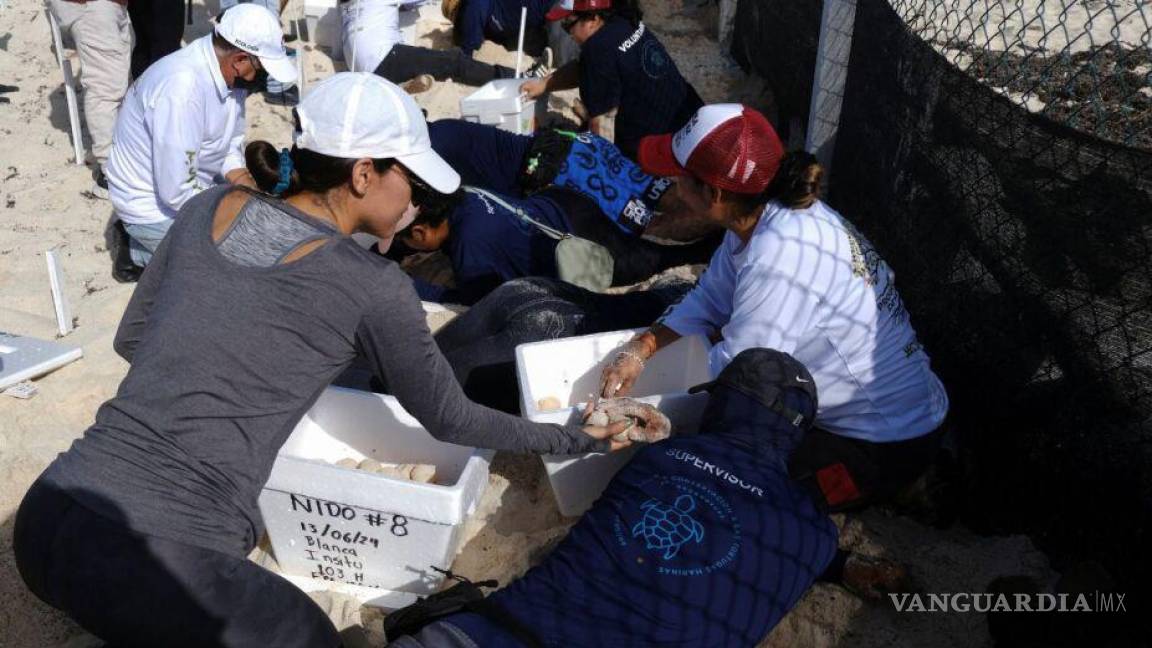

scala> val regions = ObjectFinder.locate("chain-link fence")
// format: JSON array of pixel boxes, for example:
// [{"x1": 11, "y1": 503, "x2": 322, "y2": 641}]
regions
[
  {"x1": 733, "y1": 0, "x2": 1150, "y2": 621},
  {"x1": 896, "y1": 0, "x2": 1150, "y2": 149}
]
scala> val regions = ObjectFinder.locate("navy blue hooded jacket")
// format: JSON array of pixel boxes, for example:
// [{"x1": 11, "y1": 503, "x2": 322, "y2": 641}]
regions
[
  {"x1": 445, "y1": 382, "x2": 839, "y2": 646},
  {"x1": 412, "y1": 190, "x2": 569, "y2": 305}
]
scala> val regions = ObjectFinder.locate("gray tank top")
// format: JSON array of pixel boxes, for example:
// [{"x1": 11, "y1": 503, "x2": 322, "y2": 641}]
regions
[{"x1": 215, "y1": 195, "x2": 334, "y2": 267}]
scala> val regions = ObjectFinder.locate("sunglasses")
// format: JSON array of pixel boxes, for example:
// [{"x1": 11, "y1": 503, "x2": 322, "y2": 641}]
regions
[
  {"x1": 395, "y1": 164, "x2": 437, "y2": 208},
  {"x1": 561, "y1": 15, "x2": 581, "y2": 32}
]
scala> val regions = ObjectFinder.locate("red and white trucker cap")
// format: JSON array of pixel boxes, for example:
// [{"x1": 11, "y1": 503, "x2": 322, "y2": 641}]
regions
[
  {"x1": 546, "y1": 0, "x2": 612, "y2": 21},
  {"x1": 637, "y1": 104, "x2": 785, "y2": 195}
]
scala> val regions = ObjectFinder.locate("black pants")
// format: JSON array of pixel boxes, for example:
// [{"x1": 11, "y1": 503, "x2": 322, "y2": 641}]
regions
[
  {"x1": 540, "y1": 187, "x2": 720, "y2": 287},
  {"x1": 14, "y1": 478, "x2": 340, "y2": 648},
  {"x1": 128, "y1": 0, "x2": 186, "y2": 79},
  {"x1": 491, "y1": 25, "x2": 547, "y2": 57},
  {"x1": 434, "y1": 277, "x2": 691, "y2": 412},
  {"x1": 376, "y1": 44, "x2": 516, "y2": 87},
  {"x1": 788, "y1": 426, "x2": 945, "y2": 512}
]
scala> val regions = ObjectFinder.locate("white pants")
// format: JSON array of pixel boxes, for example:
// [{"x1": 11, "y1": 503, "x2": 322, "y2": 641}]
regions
[{"x1": 48, "y1": 0, "x2": 132, "y2": 169}]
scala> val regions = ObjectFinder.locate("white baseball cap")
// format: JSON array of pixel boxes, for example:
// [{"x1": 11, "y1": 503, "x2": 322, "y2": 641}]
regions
[
  {"x1": 215, "y1": 4, "x2": 298, "y2": 85},
  {"x1": 294, "y1": 73, "x2": 460, "y2": 194}
]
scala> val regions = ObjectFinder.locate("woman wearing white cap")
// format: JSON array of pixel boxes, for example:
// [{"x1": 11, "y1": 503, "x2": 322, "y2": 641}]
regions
[
  {"x1": 13, "y1": 73, "x2": 644, "y2": 647},
  {"x1": 599, "y1": 104, "x2": 950, "y2": 513}
]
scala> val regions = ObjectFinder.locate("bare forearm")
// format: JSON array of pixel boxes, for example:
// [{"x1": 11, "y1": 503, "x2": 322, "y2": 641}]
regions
[
  {"x1": 588, "y1": 107, "x2": 617, "y2": 142},
  {"x1": 634, "y1": 324, "x2": 681, "y2": 359},
  {"x1": 545, "y1": 61, "x2": 581, "y2": 92}
]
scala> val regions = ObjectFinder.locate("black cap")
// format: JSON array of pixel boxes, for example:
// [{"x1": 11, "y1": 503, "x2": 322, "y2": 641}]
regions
[{"x1": 687, "y1": 348, "x2": 817, "y2": 428}]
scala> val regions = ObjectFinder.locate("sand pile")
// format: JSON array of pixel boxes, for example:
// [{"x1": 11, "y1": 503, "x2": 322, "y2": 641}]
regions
[{"x1": 0, "y1": 0, "x2": 1054, "y2": 646}]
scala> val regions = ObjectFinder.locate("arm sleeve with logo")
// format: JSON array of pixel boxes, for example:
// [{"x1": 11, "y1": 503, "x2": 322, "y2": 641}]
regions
[
  {"x1": 457, "y1": 0, "x2": 493, "y2": 55},
  {"x1": 357, "y1": 270, "x2": 606, "y2": 454},
  {"x1": 659, "y1": 242, "x2": 735, "y2": 337},
  {"x1": 146, "y1": 83, "x2": 208, "y2": 217}
]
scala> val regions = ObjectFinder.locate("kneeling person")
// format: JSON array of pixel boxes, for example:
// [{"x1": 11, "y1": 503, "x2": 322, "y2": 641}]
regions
[
  {"x1": 106, "y1": 4, "x2": 298, "y2": 268},
  {"x1": 389, "y1": 348, "x2": 839, "y2": 647},
  {"x1": 397, "y1": 185, "x2": 711, "y2": 304},
  {"x1": 427, "y1": 119, "x2": 714, "y2": 241}
]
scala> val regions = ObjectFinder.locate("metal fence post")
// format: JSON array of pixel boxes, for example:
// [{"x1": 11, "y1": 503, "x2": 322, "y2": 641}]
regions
[{"x1": 805, "y1": 0, "x2": 859, "y2": 179}]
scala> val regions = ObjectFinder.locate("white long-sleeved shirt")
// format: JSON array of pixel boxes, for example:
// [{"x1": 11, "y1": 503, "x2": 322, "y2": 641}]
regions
[
  {"x1": 661, "y1": 200, "x2": 949, "y2": 442},
  {"x1": 107, "y1": 35, "x2": 247, "y2": 225},
  {"x1": 341, "y1": 0, "x2": 416, "y2": 74}
]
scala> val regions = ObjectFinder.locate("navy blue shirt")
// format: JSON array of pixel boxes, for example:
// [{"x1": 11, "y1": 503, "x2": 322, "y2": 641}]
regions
[
  {"x1": 413, "y1": 190, "x2": 570, "y2": 305},
  {"x1": 579, "y1": 18, "x2": 704, "y2": 158},
  {"x1": 428, "y1": 120, "x2": 533, "y2": 197},
  {"x1": 457, "y1": 0, "x2": 552, "y2": 55},
  {"x1": 447, "y1": 389, "x2": 838, "y2": 647}
]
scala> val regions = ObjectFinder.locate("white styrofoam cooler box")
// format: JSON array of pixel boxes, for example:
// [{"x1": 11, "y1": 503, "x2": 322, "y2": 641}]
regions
[
  {"x1": 515, "y1": 329, "x2": 713, "y2": 516},
  {"x1": 460, "y1": 79, "x2": 539, "y2": 135},
  {"x1": 258, "y1": 386, "x2": 493, "y2": 607}
]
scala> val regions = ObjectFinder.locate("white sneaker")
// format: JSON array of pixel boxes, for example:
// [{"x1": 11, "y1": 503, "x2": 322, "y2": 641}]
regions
[{"x1": 523, "y1": 47, "x2": 554, "y2": 78}]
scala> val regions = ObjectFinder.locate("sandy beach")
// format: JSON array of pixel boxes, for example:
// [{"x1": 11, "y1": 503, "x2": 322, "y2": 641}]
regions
[{"x1": 0, "y1": 0, "x2": 1055, "y2": 645}]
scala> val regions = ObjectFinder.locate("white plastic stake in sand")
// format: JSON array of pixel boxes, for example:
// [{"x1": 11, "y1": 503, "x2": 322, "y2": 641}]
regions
[
  {"x1": 0, "y1": 331, "x2": 83, "y2": 391},
  {"x1": 45, "y1": 249, "x2": 72, "y2": 337},
  {"x1": 515, "y1": 6, "x2": 527, "y2": 77},
  {"x1": 805, "y1": 0, "x2": 858, "y2": 179},
  {"x1": 296, "y1": 43, "x2": 305, "y2": 96},
  {"x1": 45, "y1": 9, "x2": 84, "y2": 165}
]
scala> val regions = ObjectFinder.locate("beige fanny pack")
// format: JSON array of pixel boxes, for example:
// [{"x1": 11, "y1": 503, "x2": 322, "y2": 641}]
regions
[{"x1": 464, "y1": 187, "x2": 615, "y2": 292}]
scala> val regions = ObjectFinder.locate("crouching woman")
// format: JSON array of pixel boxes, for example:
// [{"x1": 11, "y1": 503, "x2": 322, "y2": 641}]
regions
[{"x1": 13, "y1": 73, "x2": 640, "y2": 648}]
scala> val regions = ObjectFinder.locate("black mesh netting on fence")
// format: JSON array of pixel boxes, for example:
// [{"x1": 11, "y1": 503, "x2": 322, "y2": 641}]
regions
[{"x1": 734, "y1": 0, "x2": 1151, "y2": 611}]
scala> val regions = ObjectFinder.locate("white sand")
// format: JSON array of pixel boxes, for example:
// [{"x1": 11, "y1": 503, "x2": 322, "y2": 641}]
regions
[{"x1": 0, "y1": 0, "x2": 1053, "y2": 645}]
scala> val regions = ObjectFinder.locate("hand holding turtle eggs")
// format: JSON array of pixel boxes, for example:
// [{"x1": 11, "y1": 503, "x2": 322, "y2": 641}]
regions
[{"x1": 584, "y1": 397, "x2": 672, "y2": 444}]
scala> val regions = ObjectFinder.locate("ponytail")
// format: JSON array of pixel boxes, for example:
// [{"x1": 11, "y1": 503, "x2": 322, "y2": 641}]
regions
[
  {"x1": 245, "y1": 140, "x2": 395, "y2": 199},
  {"x1": 764, "y1": 151, "x2": 823, "y2": 210}
]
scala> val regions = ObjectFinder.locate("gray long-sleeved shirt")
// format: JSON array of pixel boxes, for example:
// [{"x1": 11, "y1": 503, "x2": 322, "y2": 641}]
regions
[{"x1": 43, "y1": 186, "x2": 599, "y2": 557}]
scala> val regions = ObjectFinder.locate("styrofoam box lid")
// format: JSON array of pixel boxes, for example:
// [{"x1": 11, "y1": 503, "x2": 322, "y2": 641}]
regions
[
  {"x1": 263, "y1": 386, "x2": 493, "y2": 526},
  {"x1": 0, "y1": 331, "x2": 83, "y2": 391},
  {"x1": 515, "y1": 328, "x2": 712, "y2": 419},
  {"x1": 460, "y1": 79, "x2": 531, "y2": 114}
]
